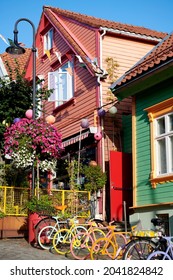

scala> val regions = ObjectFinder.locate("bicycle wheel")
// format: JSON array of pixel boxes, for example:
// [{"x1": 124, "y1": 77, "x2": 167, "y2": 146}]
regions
[
  {"x1": 35, "y1": 217, "x2": 56, "y2": 244},
  {"x1": 53, "y1": 228, "x2": 74, "y2": 255},
  {"x1": 122, "y1": 238, "x2": 156, "y2": 260},
  {"x1": 70, "y1": 231, "x2": 94, "y2": 260},
  {"x1": 147, "y1": 250, "x2": 172, "y2": 260},
  {"x1": 110, "y1": 233, "x2": 127, "y2": 259},
  {"x1": 90, "y1": 237, "x2": 116, "y2": 260},
  {"x1": 89, "y1": 228, "x2": 105, "y2": 241},
  {"x1": 38, "y1": 225, "x2": 57, "y2": 250},
  {"x1": 71, "y1": 225, "x2": 88, "y2": 236}
]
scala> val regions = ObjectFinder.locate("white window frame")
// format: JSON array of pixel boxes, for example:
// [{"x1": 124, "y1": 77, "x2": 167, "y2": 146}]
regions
[
  {"x1": 44, "y1": 29, "x2": 53, "y2": 52},
  {"x1": 48, "y1": 62, "x2": 73, "y2": 107},
  {"x1": 155, "y1": 113, "x2": 173, "y2": 176}
]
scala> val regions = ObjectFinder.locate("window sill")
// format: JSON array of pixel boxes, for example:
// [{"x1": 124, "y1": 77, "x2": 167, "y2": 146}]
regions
[
  {"x1": 53, "y1": 97, "x2": 76, "y2": 114},
  {"x1": 150, "y1": 174, "x2": 173, "y2": 188}
]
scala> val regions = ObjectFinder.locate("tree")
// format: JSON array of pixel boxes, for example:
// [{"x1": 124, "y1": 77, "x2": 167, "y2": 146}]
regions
[{"x1": 0, "y1": 59, "x2": 52, "y2": 151}]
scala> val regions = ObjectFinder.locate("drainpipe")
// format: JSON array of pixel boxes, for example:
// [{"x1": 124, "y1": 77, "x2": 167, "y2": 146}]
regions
[{"x1": 98, "y1": 28, "x2": 107, "y2": 219}]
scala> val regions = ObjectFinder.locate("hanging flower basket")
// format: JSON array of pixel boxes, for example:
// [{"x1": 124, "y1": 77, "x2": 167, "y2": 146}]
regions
[{"x1": 4, "y1": 118, "x2": 62, "y2": 172}]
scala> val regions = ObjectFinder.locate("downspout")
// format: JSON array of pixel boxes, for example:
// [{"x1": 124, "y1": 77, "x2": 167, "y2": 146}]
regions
[{"x1": 98, "y1": 28, "x2": 107, "y2": 219}]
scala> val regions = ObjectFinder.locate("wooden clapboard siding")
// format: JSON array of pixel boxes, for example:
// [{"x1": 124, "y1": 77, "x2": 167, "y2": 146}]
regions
[
  {"x1": 51, "y1": 67, "x2": 97, "y2": 139},
  {"x1": 100, "y1": 35, "x2": 157, "y2": 161},
  {"x1": 135, "y1": 82, "x2": 173, "y2": 206},
  {"x1": 102, "y1": 35, "x2": 156, "y2": 81},
  {"x1": 59, "y1": 17, "x2": 97, "y2": 57}
]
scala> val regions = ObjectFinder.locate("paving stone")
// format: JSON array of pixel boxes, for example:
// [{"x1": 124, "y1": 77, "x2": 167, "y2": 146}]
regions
[{"x1": 0, "y1": 238, "x2": 69, "y2": 260}]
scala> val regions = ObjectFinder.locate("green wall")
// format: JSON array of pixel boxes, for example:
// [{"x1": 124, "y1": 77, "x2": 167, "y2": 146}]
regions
[
  {"x1": 135, "y1": 80, "x2": 173, "y2": 206},
  {"x1": 122, "y1": 114, "x2": 132, "y2": 153}
]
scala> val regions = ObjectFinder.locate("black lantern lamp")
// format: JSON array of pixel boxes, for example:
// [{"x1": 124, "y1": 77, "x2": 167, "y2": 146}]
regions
[{"x1": 6, "y1": 30, "x2": 25, "y2": 55}]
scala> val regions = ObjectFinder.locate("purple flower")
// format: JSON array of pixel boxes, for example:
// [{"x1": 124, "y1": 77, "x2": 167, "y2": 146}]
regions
[{"x1": 4, "y1": 118, "x2": 62, "y2": 162}]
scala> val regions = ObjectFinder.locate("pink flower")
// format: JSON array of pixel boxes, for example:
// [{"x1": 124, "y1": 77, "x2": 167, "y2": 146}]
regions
[{"x1": 4, "y1": 118, "x2": 62, "y2": 161}]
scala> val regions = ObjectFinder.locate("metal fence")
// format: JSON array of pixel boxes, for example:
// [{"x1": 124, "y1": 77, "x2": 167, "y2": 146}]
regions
[
  {"x1": 0, "y1": 186, "x2": 91, "y2": 217},
  {"x1": 51, "y1": 189, "x2": 91, "y2": 217},
  {"x1": 0, "y1": 186, "x2": 29, "y2": 216}
]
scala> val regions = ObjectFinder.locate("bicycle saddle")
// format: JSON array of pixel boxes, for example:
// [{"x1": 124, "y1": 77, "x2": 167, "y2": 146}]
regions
[{"x1": 151, "y1": 218, "x2": 164, "y2": 226}]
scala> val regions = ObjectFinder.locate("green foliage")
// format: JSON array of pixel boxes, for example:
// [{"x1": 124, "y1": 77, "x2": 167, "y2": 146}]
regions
[
  {"x1": 0, "y1": 59, "x2": 53, "y2": 151},
  {"x1": 65, "y1": 158, "x2": 82, "y2": 190},
  {"x1": 105, "y1": 57, "x2": 119, "y2": 102},
  {"x1": 25, "y1": 194, "x2": 56, "y2": 215},
  {"x1": 0, "y1": 163, "x2": 30, "y2": 187},
  {"x1": 83, "y1": 165, "x2": 107, "y2": 193},
  {"x1": 0, "y1": 210, "x2": 6, "y2": 219}
]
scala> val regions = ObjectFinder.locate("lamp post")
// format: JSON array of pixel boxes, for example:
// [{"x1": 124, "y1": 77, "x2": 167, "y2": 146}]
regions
[{"x1": 6, "y1": 18, "x2": 37, "y2": 196}]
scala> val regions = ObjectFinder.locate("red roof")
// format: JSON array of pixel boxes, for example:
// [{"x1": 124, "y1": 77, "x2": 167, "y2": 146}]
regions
[
  {"x1": 110, "y1": 32, "x2": 173, "y2": 90},
  {"x1": 44, "y1": 6, "x2": 167, "y2": 40},
  {"x1": 0, "y1": 49, "x2": 31, "y2": 79}
]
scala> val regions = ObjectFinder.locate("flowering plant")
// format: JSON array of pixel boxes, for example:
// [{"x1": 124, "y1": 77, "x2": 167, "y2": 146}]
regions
[{"x1": 4, "y1": 118, "x2": 62, "y2": 172}]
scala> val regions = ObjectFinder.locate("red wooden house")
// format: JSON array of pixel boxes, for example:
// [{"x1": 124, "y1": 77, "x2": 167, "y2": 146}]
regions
[{"x1": 25, "y1": 6, "x2": 167, "y2": 221}]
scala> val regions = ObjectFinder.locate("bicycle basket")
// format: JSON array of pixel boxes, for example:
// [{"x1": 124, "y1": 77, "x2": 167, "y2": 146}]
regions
[{"x1": 132, "y1": 230, "x2": 161, "y2": 238}]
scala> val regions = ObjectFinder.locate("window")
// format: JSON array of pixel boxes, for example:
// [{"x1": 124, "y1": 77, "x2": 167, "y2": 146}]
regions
[
  {"x1": 145, "y1": 97, "x2": 173, "y2": 188},
  {"x1": 155, "y1": 114, "x2": 173, "y2": 175},
  {"x1": 48, "y1": 62, "x2": 73, "y2": 106},
  {"x1": 44, "y1": 29, "x2": 53, "y2": 51}
]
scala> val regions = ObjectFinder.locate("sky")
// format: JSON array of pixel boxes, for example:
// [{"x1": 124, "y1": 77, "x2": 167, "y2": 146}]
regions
[{"x1": 0, "y1": 0, "x2": 173, "y2": 54}]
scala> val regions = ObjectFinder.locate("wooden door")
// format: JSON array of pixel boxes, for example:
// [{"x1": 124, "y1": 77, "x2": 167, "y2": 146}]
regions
[{"x1": 109, "y1": 151, "x2": 132, "y2": 221}]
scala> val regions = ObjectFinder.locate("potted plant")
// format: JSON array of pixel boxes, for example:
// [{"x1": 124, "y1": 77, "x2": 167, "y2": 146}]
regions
[
  {"x1": 25, "y1": 194, "x2": 56, "y2": 244},
  {"x1": 83, "y1": 165, "x2": 107, "y2": 194},
  {"x1": 26, "y1": 194, "x2": 56, "y2": 215},
  {"x1": 0, "y1": 210, "x2": 6, "y2": 238}
]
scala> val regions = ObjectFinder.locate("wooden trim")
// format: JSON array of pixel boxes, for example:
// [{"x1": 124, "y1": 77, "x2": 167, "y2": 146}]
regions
[
  {"x1": 53, "y1": 97, "x2": 76, "y2": 114},
  {"x1": 130, "y1": 201, "x2": 173, "y2": 209},
  {"x1": 149, "y1": 118, "x2": 156, "y2": 187},
  {"x1": 144, "y1": 97, "x2": 173, "y2": 120},
  {"x1": 150, "y1": 175, "x2": 173, "y2": 188},
  {"x1": 40, "y1": 24, "x2": 52, "y2": 35},
  {"x1": 144, "y1": 98, "x2": 173, "y2": 188}
]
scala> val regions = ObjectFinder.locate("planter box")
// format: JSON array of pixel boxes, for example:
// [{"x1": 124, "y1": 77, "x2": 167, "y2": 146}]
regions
[{"x1": 0, "y1": 216, "x2": 28, "y2": 239}]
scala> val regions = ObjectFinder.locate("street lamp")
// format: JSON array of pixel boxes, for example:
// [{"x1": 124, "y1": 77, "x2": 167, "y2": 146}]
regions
[{"x1": 6, "y1": 18, "x2": 37, "y2": 195}]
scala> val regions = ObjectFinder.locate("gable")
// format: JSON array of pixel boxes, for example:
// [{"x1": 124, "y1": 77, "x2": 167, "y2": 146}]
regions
[{"x1": 55, "y1": 15, "x2": 97, "y2": 58}]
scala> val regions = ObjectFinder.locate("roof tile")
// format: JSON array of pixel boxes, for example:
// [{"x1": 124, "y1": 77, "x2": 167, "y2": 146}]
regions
[
  {"x1": 44, "y1": 6, "x2": 167, "y2": 40},
  {"x1": 43, "y1": 6, "x2": 168, "y2": 77},
  {"x1": 0, "y1": 49, "x2": 31, "y2": 79},
  {"x1": 110, "y1": 32, "x2": 173, "y2": 89}
]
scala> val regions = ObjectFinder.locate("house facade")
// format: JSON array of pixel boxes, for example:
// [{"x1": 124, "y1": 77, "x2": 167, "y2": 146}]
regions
[
  {"x1": 110, "y1": 31, "x2": 173, "y2": 234},
  {"x1": 25, "y1": 6, "x2": 167, "y2": 220}
]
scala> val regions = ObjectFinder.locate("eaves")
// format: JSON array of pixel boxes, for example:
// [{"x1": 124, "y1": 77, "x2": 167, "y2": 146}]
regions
[
  {"x1": 111, "y1": 59, "x2": 173, "y2": 100},
  {"x1": 100, "y1": 27, "x2": 161, "y2": 43}
]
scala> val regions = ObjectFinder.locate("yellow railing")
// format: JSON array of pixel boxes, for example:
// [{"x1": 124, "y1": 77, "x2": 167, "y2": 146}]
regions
[
  {"x1": 0, "y1": 186, "x2": 91, "y2": 217},
  {"x1": 0, "y1": 186, "x2": 29, "y2": 216},
  {"x1": 51, "y1": 189, "x2": 91, "y2": 217}
]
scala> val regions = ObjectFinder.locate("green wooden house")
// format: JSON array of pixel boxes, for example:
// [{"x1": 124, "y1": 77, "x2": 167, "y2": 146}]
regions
[{"x1": 110, "y1": 31, "x2": 173, "y2": 234}]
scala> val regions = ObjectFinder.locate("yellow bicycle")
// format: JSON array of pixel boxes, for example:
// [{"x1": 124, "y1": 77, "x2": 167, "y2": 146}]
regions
[{"x1": 52, "y1": 218, "x2": 105, "y2": 255}]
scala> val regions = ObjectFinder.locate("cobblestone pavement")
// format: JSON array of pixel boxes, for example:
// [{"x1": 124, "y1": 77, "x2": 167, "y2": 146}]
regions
[{"x1": 0, "y1": 238, "x2": 70, "y2": 260}]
